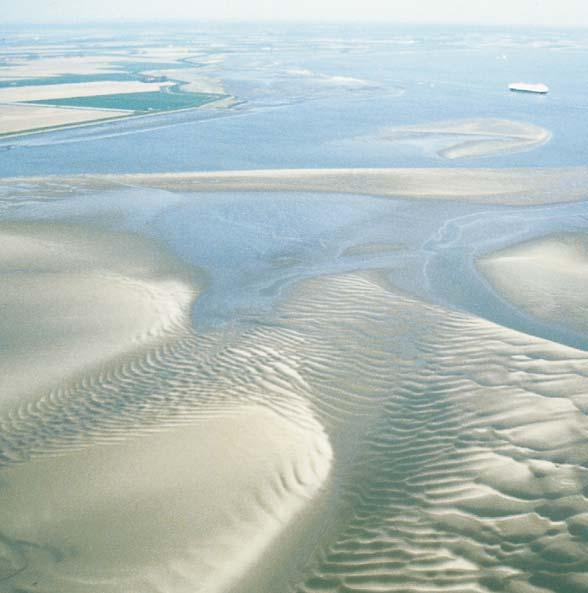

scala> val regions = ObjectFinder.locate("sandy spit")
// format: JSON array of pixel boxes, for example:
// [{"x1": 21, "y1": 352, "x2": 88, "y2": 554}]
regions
[
  {"x1": 381, "y1": 118, "x2": 551, "y2": 159},
  {"x1": 3, "y1": 167, "x2": 588, "y2": 205}
]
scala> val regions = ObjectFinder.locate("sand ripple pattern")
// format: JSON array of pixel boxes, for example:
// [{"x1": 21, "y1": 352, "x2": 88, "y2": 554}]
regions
[
  {"x1": 1, "y1": 270, "x2": 588, "y2": 592},
  {"x1": 284, "y1": 275, "x2": 588, "y2": 593}
]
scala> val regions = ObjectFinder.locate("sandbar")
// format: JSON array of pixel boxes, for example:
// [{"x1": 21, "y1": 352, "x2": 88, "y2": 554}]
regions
[
  {"x1": 2, "y1": 166, "x2": 587, "y2": 205},
  {"x1": 381, "y1": 118, "x2": 551, "y2": 159},
  {"x1": 478, "y1": 233, "x2": 588, "y2": 333}
]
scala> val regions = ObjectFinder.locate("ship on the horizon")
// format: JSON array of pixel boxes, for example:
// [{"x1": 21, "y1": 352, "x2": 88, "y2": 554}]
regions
[{"x1": 509, "y1": 82, "x2": 549, "y2": 94}]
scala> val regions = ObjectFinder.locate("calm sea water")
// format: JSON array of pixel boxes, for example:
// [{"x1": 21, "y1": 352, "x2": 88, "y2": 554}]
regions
[{"x1": 2, "y1": 24, "x2": 588, "y2": 174}]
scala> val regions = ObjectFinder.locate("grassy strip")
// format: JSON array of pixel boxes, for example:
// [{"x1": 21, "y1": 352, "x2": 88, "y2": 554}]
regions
[{"x1": 27, "y1": 90, "x2": 226, "y2": 112}]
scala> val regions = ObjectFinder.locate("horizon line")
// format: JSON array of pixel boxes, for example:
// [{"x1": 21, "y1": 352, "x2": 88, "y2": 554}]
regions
[{"x1": 3, "y1": 18, "x2": 588, "y2": 30}]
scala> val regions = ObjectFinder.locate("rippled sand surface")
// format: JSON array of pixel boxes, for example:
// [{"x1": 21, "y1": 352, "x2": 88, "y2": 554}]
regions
[
  {"x1": 1, "y1": 178, "x2": 588, "y2": 593},
  {"x1": 0, "y1": 222, "x2": 194, "y2": 409}
]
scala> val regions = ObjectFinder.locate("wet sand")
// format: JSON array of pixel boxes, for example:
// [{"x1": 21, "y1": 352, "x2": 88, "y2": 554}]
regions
[
  {"x1": 2, "y1": 263, "x2": 588, "y2": 593},
  {"x1": 0, "y1": 407, "x2": 331, "y2": 593},
  {"x1": 0, "y1": 216, "x2": 332, "y2": 593},
  {"x1": 2, "y1": 166, "x2": 588, "y2": 204}
]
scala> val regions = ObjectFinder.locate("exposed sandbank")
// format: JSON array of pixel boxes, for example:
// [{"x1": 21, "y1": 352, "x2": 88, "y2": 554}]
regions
[
  {"x1": 0, "y1": 222, "x2": 195, "y2": 410},
  {"x1": 381, "y1": 118, "x2": 551, "y2": 159},
  {"x1": 1, "y1": 178, "x2": 588, "y2": 591},
  {"x1": 0, "y1": 406, "x2": 331, "y2": 593},
  {"x1": 1, "y1": 254, "x2": 588, "y2": 592},
  {"x1": 478, "y1": 233, "x2": 588, "y2": 333},
  {"x1": 0, "y1": 219, "x2": 332, "y2": 593},
  {"x1": 2, "y1": 166, "x2": 588, "y2": 205}
]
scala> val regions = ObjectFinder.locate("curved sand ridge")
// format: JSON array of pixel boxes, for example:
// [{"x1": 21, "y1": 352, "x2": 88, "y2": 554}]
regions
[
  {"x1": 2, "y1": 263, "x2": 588, "y2": 592},
  {"x1": 381, "y1": 118, "x2": 551, "y2": 159},
  {"x1": 0, "y1": 221, "x2": 333, "y2": 593},
  {"x1": 2, "y1": 166, "x2": 588, "y2": 205},
  {"x1": 478, "y1": 233, "x2": 588, "y2": 335}
]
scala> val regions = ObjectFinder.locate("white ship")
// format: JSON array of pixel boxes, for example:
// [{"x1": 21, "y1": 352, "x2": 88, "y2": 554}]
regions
[{"x1": 509, "y1": 82, "x2": 549, "y2": 94}]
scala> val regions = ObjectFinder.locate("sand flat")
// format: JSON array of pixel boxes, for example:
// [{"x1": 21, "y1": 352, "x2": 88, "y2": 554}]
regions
[
  {"x1": 1, "y1": 177, "x2": 588, "y2": 592},
  {"x1": 4, "y1": 166, "x2": 586, "y2": 205},
  {"x1": 1, "y1": 247, "x2": 588, "y2": 592},
  {"x1": 0, "y1": 407, "x2": 331, "y2": 593},
  {"x1": 92, "y1": 166, "x2": 588, "y2": 203},
  {"x1": 0, "y1": 80, "x2": 174, "y2": 103},
  {"x1": 0, "y1": 220, "x2": 333, "y2": 593},
  {"x1": 0, "y1": 103, "x2": 131, "y2": 135}
]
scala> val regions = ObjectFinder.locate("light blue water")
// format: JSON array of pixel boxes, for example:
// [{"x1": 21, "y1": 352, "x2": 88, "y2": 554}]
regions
[
  {"x1": 2, "y1": 24, "x2": 588, "y2": 174},
  {"x1": 6, "y1": 184, "x2": 588, "y2": 351}
]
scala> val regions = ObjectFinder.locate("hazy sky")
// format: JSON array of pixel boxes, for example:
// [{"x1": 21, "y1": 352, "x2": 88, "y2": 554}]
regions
[{"x1": 5, "y1": 0, "x2": 588, "y2": 26}]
